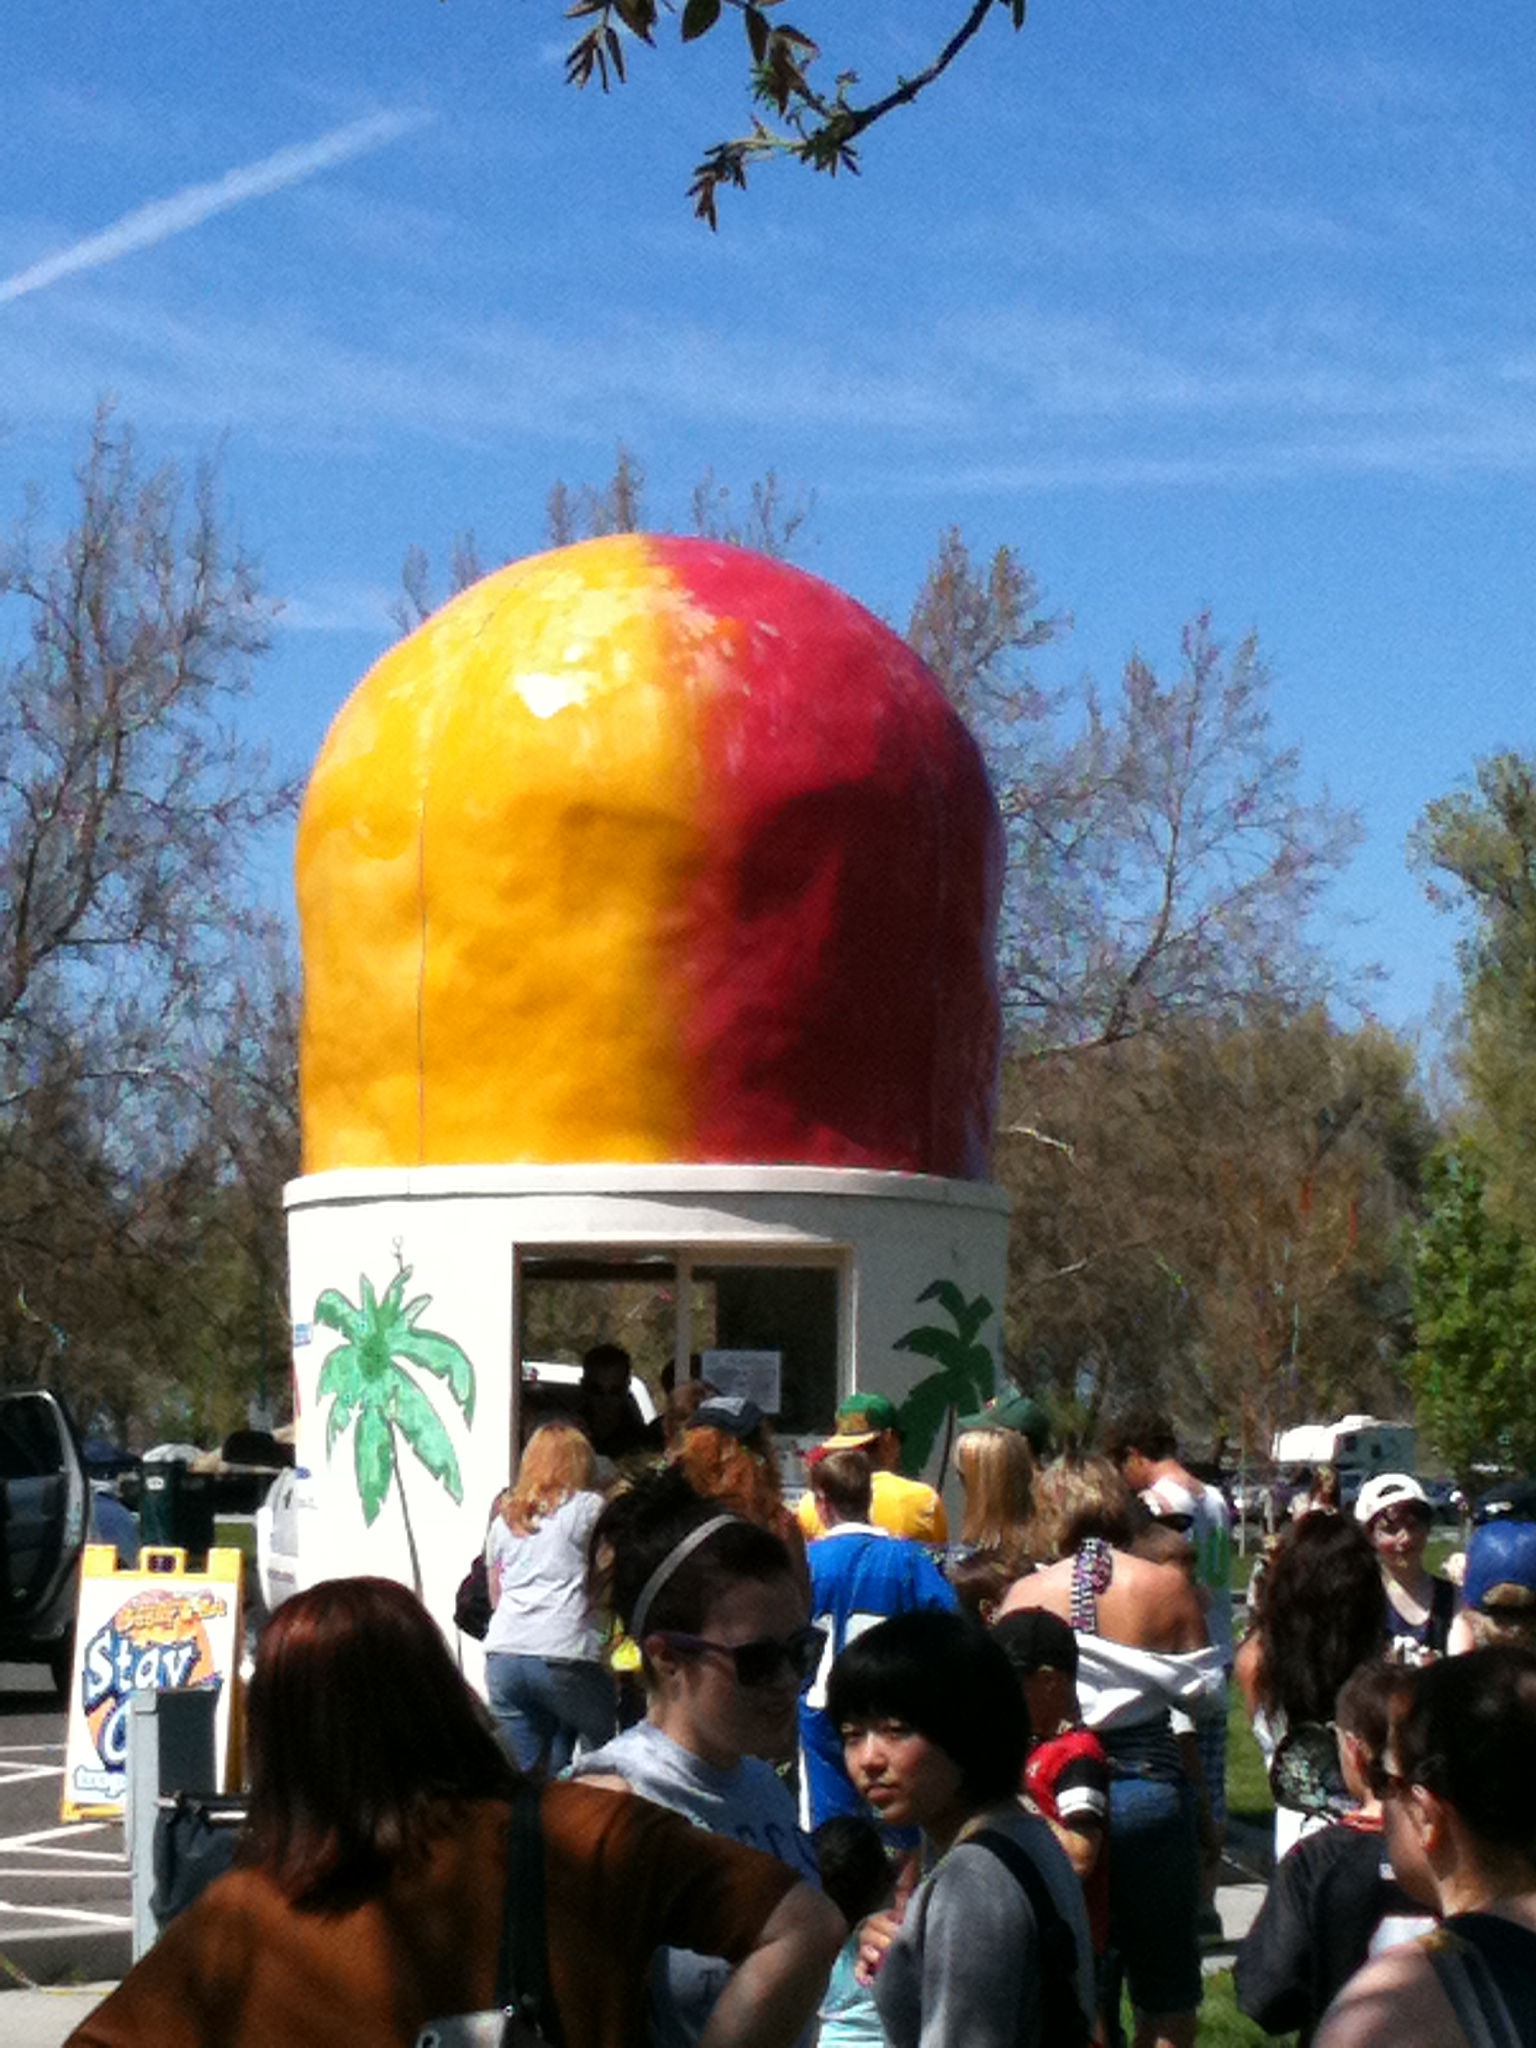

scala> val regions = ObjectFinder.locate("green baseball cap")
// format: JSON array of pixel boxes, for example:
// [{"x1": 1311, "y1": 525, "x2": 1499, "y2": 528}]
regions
[
  {"x1": 956, "y1": 1388, "x2": 1052, "y2": 1456},
  {"x1": 834, "y1": 1390, "x2": 900, "y2": 1434}
]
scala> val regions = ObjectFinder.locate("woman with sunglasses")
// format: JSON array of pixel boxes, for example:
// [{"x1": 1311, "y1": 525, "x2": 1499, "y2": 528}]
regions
[
  {"x1": 1316, "y1": 1646, "x2": 1536, "y2": 2048},
  {"x1": 579, "y1": 1467, "x2": 829, "y2": 2048}
]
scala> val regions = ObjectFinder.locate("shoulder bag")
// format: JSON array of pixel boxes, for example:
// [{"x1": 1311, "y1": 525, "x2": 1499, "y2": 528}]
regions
[{"x1": 415, "y1": 1782, "x2": 561, "y2": 2048}]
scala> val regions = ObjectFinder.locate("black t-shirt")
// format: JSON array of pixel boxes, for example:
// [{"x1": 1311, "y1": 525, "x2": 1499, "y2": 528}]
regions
[{"x1": 1234, "y1": 1819, "x2": 1431, "y2": 2045}]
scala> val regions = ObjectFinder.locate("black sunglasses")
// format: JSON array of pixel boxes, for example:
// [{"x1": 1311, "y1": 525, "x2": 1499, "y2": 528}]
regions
[{"x1": 653, "y1": 1623, "x2": 827, "y2": 1688}]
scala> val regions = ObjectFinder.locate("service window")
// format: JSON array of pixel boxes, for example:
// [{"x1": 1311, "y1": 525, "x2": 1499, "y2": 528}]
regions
[{"x1": 515, "y1": 1250, "x2": 842, "y2": 1433}]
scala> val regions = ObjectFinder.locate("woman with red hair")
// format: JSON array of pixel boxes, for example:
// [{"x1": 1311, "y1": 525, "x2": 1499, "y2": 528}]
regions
[
  {"x1": 673, "y1": 1395, "x2": 810, "y2": 1595},
  {"x1": 68, "y1": 1577, "x2": 843, "y2": 2048}
]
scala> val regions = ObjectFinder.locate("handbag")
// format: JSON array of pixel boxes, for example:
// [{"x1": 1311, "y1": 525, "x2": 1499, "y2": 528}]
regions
[
  {"x1": 150, "y1": 1793, "x2": 248, "y2": 1931},
  {"x1": 455, "y1": 1553, "x2": 493, "y2": 1640},
  {"x1": 415, "y1": 1782, "x2": 560, "y2": 2048}
]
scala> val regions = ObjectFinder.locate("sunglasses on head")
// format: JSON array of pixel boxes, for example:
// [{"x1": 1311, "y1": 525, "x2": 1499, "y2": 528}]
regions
[{"x1": 652, "y1": 1623, "x2": 827, "y2": 1688}]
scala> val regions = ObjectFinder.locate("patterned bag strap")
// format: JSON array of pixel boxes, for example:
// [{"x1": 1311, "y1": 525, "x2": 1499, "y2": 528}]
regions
[
  {"x1": 1423, "y1": 1928, "x2": 1525, "y2": 2048},
  {"x1": 1070, "y1": 1538, "x2": 1114, "y2": 1634}
]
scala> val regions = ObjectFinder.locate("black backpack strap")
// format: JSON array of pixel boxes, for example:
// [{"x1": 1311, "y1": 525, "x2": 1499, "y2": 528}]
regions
[
  {"x1": 1423, "y1": 1929, "x2": 1525, "y2": 2048},
  {"x1": 972, "y1": 1827, "x2": 1091, "y2": 2048},
  {"x1": 495, "y1": 1782, "x2": 561, "y2": 2045}
]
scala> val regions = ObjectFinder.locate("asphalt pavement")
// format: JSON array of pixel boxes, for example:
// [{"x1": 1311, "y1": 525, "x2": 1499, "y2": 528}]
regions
[{"x1": 0, "y1": 1658, "x2": 132, "y2": 2032}]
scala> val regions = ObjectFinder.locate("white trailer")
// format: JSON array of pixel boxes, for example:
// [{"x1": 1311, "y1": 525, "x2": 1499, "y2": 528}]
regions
[{"x1": 1271, "y1": 1413, "x2": 1417, "y2": 1478}]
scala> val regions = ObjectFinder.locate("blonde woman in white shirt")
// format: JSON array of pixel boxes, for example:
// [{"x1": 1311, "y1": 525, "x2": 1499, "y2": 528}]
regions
[{"x1": 485, "y1": 1421, "x2": 615, "y2": 1773}]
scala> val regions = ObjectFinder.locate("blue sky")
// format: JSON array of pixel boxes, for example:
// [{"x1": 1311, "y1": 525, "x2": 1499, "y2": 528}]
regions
[{"x1": 3, "y1": 2, "x2": 1532, "y2": 1068}]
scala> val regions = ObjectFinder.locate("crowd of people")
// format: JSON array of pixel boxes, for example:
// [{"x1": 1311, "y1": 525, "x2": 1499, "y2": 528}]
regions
[{"x1": 67, "y1": 1350, "x2": 1536, "y2": 2048}]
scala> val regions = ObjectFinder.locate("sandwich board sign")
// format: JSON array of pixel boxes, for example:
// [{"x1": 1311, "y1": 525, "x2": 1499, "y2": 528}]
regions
[{"x1": 62, "y1": 1545, "x2": 243, "y2": 1822}]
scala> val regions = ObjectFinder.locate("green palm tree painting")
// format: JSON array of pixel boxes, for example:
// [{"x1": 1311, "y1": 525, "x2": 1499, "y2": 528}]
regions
[
  {"x1": 893, "y1": 1280, "x2": 996, "y2": 1486},
  {"x1": 313, "y1": 1264, "x2": 476, "y2": 1597}
]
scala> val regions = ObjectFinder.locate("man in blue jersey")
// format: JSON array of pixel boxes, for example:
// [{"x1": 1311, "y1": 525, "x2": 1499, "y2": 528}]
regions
[{"x1": 798, "y1": 1448, "x2": 958, "y2": 1830}]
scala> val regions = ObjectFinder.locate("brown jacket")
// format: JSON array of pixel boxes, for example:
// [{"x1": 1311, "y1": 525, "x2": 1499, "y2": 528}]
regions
[{"x1": 70, "y1": 1780, "x2": 798, "y2": 2048}]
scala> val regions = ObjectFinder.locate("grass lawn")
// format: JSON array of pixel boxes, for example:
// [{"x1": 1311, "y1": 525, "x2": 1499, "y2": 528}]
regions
[{"x1": 1198, "y1": 1970, "x2": 1294, "y2": 2048}]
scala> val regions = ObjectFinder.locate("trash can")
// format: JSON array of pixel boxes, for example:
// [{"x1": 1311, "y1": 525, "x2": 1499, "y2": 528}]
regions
[{"x1": 138, "y1": 1460, "x2": 216, "y2": 1555}]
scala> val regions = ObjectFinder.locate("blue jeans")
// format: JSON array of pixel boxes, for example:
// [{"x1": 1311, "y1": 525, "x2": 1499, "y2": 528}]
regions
[
  {"x1": 485, "y1": 1653, "x2": 616, "y2": 1776},
  {"x1": 1105, "y1": 1773, "x2": 1201, "y2": 2017}
]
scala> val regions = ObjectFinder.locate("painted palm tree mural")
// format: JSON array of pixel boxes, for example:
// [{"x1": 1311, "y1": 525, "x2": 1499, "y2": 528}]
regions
[
  {"x1": 893, "y1": 1280, "x2": 997, "y2": 1486},
  {"x1": 313, "y1": 1263, "x2": 476, "y2": 1597}
]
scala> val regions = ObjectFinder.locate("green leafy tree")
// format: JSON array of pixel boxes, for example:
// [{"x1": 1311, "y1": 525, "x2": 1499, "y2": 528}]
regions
[
  {"x1": 1406, "y1": 1144, "x2": 1536, "y2": 1487},
  {"x1": 1414, "y1": 753, "x2": 1536, "y2": 1239},
  {"x1": 893, "y1": 1280, "x2": 997, "y2": 1482},
  {"x1": 314, "y1": 1264, "x2": 477, "y2": 1596}
]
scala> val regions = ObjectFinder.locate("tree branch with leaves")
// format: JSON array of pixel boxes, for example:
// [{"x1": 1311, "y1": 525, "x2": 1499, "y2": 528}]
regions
[{"x1": 558, "y1": 0, "x2": 1028, "y2": 224}]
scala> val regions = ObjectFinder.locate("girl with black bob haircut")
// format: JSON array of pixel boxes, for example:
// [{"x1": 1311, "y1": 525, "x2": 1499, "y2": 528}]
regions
[
  {"x1": 826, "y1": 1606, "x2": 1028, "y2": 1806},
  {"x1": 827, "y1": 1610, "x2": 1095, "y2": 2048},
  {"x1": 578, "y1": 1466, "x2": 826, "y2": 2048}
]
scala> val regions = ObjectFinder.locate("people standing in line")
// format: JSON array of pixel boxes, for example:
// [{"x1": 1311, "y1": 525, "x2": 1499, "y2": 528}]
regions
[
  {"x1": 830, "y1": 1608, "x2": 1096, "y2": 2048},
  {"x1": 796, "y1": 1393, "x2": 948, "y2": 1544},
  {"x1": 1234, "y1": 1513, "x2": 1387, "y2": 1858},
  {"x1": 1106, "y1": 1408, "x2": 1235, "y2": 1931},
  {"x1": 998, "y1": 1456, "x2": 1225, "y2": 2048},
  {"x1": 484, "y1": 1420, "x2": 616, "y2": 1774},
  {"x1": 796, "y1": 1448, "x2": 958, "y2": 1831},
  {"x1": 1315, "y1": 1647, "x2": 1536, "y2": 2048},
  {"x1": 1356, "y1": 1475, "x2": 1455, "y2": 1664},
  {"x1": 66, "y1": 1576, "x2": 842, "y2": 2048},
  {"x1": 576, "y1": 1468, "x2": 826, "y2": 2048},
  {"x1": 955, "y1": 1425, "x2": 1037, "y2": 1581},
  {"x1": 1234, "y1": 1660, "x2": 1435, "y2": 2046}
]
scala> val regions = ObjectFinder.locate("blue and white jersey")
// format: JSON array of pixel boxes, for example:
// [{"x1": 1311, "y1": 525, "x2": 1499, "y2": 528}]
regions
[{"x1": 800, "y1": 1524, "x2": 957, "y2": 1829}]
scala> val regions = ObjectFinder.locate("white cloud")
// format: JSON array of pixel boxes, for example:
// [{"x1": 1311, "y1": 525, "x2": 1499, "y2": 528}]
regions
[
  {"x1": 274, "y1": 581, "x2": 401, "y2": 635},
  {"x1": 0, "y1": 109, "x2": 433, "y2": 306}
]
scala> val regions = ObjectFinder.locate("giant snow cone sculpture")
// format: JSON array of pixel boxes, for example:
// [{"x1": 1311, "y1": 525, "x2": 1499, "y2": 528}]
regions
[{"x1": 282, "y1": 537, "x2": 1011, "y2": 1636}]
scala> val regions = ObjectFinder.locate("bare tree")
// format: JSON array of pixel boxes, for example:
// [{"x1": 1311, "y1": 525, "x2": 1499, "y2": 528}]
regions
[
  {"x1": 1012, "y1": 619, "x2": 1359, "y2": 1053},
  {"x1": 1000, "y1": 1013, "x2": 1428, "y2": 1449},
  {"x1": 0, "y1": 405, "x2": 299, "y2": 1404},
  {"x1": 395, "y1": 448, "x2": 814, "y2": 638}
]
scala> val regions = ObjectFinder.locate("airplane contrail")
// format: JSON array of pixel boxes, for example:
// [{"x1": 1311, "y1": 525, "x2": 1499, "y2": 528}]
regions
[{"x1": 0, "y1": 108, "x2": 433, "y2": 306}]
